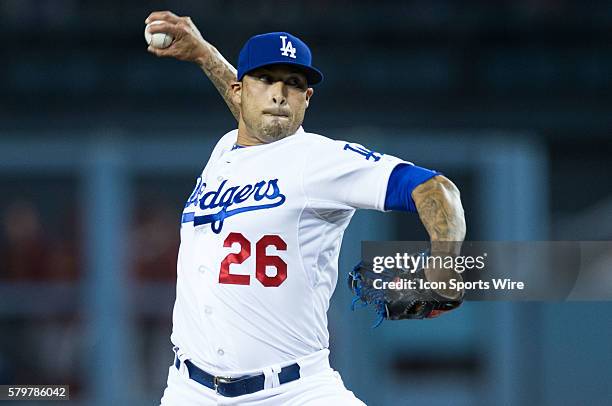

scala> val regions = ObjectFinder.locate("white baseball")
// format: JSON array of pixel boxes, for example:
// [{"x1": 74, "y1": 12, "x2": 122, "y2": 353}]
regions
[{"x1": 145, "y1": 21, "x2": 174, "y2": 49}]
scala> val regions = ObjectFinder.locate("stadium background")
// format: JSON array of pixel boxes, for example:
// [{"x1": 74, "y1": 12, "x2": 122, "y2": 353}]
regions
[{"x1": 1, "y1": 1, "x2": 611, "y2": 405}]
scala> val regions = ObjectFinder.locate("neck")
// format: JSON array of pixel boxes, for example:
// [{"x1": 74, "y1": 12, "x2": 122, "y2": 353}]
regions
[{"x1": 236, "y1": 122, "x2": 264, "y2": 147}]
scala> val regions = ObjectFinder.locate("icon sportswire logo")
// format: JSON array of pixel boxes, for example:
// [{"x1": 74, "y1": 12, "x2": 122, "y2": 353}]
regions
[{"x1": 182, "y1": 177, "x2": 286, "y2": 233}]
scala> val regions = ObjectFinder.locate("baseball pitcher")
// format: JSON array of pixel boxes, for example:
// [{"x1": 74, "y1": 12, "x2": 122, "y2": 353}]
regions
[{"x1": 145, "y1": 11, "x2": 466, "y2": 406}]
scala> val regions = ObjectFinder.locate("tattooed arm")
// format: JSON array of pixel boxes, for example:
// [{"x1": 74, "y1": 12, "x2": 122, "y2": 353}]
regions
[
  {"x1": 194, "y1": 45, "x2": 240, "y2": 121},
  {"x1": 145, "y1": 11, "x2": 240, "y2": 121},
  {"x1": 412, "y1": 175, "x2": 466, "y2": 299}
]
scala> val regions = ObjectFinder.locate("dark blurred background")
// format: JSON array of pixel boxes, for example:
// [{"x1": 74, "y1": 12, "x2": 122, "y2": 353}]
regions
[{"x1": 1, "y1": 1, "x2": 611, "y2": 405}]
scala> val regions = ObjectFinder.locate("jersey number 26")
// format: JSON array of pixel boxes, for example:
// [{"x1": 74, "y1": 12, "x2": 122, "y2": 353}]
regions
[{"x1": 219, "y1": 232, "x2": 287, "y2": 287}]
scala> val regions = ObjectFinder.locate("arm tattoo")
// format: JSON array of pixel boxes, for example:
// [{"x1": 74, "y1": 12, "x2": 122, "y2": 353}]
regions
[
  {"x1": 412, "y1": 176, "x2": 466, "y2": 253},
  {"x1": 412, "y1": 175, "x2": 466, "y2": 298},
  {"x1": 198, "y1": 45, "x2": 240, "y2": 121}
]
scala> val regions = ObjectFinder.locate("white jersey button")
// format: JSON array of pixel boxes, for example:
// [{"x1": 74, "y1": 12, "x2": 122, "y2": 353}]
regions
[
  {"x1": 204, "y1": 306, "x2": 212, "y2": 315},
  {"x1": 198, "y1": 265, "x2": 207, "y2": 273},
  {"x1": 217, "y1": 348, "x2": 224, "y2": 356},
  {"x1": 217, "y1": 176, "x2": 224, "y2": 182}
]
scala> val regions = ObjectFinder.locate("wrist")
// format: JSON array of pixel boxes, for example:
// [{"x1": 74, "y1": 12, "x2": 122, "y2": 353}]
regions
[
  {"x1": 194, "y1": 43, "x2": 215, "y2": 67},
  {"x1": 423, "y1": 267, "x2": 464, "y2": 300}
]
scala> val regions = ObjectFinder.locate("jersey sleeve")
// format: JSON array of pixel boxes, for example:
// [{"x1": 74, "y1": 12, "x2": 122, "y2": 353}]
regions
[
  {"x1": 301, "y1": 140, "x2": 407, "y2": 211},
  {"x1": 383, "y1": 163, "x2": 440, "y2": 212}
]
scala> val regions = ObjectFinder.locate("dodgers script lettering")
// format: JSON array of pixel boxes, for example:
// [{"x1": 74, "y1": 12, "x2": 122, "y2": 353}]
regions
[{"x1": 183, "y1": 177, "x2": 286, "y2": 233}]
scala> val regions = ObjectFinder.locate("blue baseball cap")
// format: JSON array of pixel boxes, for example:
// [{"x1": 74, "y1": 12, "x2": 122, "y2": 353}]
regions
[{"x1": 237, "y1": 32, "x2": 323, "y2": 86}]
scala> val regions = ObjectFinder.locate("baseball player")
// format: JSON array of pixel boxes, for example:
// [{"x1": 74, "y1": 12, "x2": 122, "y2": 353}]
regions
[{"x1": 145, "y1": 11, "x2": 466, "y2": 406}]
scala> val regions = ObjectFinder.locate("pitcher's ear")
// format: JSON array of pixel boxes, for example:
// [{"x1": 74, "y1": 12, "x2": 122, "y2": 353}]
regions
[
  {"x1": 305, "y1": 87, "x2": 314, "y2": 108},
  {"x1": 231, "y1": 82, "x2": 242, "y2": 105}
]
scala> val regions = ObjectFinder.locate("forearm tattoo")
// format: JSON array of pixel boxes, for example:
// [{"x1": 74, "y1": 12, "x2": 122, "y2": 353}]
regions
[
  {"x1": 200, "y1": 47, "x2": 241, "y2": 121},
  {"x1": 412, "y1": 176, "x2": 466, "y2": 250}
]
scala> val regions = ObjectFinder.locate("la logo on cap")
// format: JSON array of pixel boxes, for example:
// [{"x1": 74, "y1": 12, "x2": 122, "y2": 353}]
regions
[
  {"x1": 279, "y1": 35, "x2": 297, "y2": 59},
  {"x1": 236, "y1": 32, "x2": 323, "y2": 84}
]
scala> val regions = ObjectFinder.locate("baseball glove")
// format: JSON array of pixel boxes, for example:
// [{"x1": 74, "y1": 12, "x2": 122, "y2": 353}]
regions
[{"x1": 348, "y1": 252, "x2": 463, "y2": 327}]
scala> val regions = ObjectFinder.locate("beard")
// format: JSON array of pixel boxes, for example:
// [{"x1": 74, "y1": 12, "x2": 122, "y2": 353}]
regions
[
  {"x1": 259, "y1": 117, "x2": 292, "y2": 141},
  {"x1": 250, "y1": 114, "x2": 301, "y2": 143}
]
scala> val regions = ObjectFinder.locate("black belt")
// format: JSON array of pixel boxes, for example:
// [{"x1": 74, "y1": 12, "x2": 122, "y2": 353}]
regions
[{"x1": 174, "y1": 356, "x2": 301, "y2": 398}]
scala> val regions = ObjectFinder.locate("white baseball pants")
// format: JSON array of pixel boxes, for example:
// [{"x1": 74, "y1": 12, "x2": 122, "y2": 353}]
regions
[{"x1": 159, "y1": 349, "x2": 366, "y2": 406}]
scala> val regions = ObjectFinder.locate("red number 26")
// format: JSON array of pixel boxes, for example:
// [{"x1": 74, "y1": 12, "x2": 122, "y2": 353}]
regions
[{"x1": 219, "y1": 232, "x2": 287, "y2": 287}]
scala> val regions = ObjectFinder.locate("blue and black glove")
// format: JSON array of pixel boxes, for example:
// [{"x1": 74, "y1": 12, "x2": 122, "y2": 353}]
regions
[{"x1": 348, "y1": 253, "x2": 463, "y2": 327}]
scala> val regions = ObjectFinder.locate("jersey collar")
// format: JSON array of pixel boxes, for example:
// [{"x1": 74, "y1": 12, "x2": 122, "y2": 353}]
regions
[{"x1": 232, "y1": 126, "x2": 305, "y2": 149}]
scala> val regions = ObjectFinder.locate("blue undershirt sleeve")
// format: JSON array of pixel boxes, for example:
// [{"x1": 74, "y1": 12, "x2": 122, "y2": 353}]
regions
[{"x1": 384, "y1": 163, "x2": 440, "y2": 212}]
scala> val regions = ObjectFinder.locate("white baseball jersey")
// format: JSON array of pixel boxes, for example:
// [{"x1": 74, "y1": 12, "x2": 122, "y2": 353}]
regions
[{"x1": 171, "y1": 126, "x2": 407, "y2": 373}]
